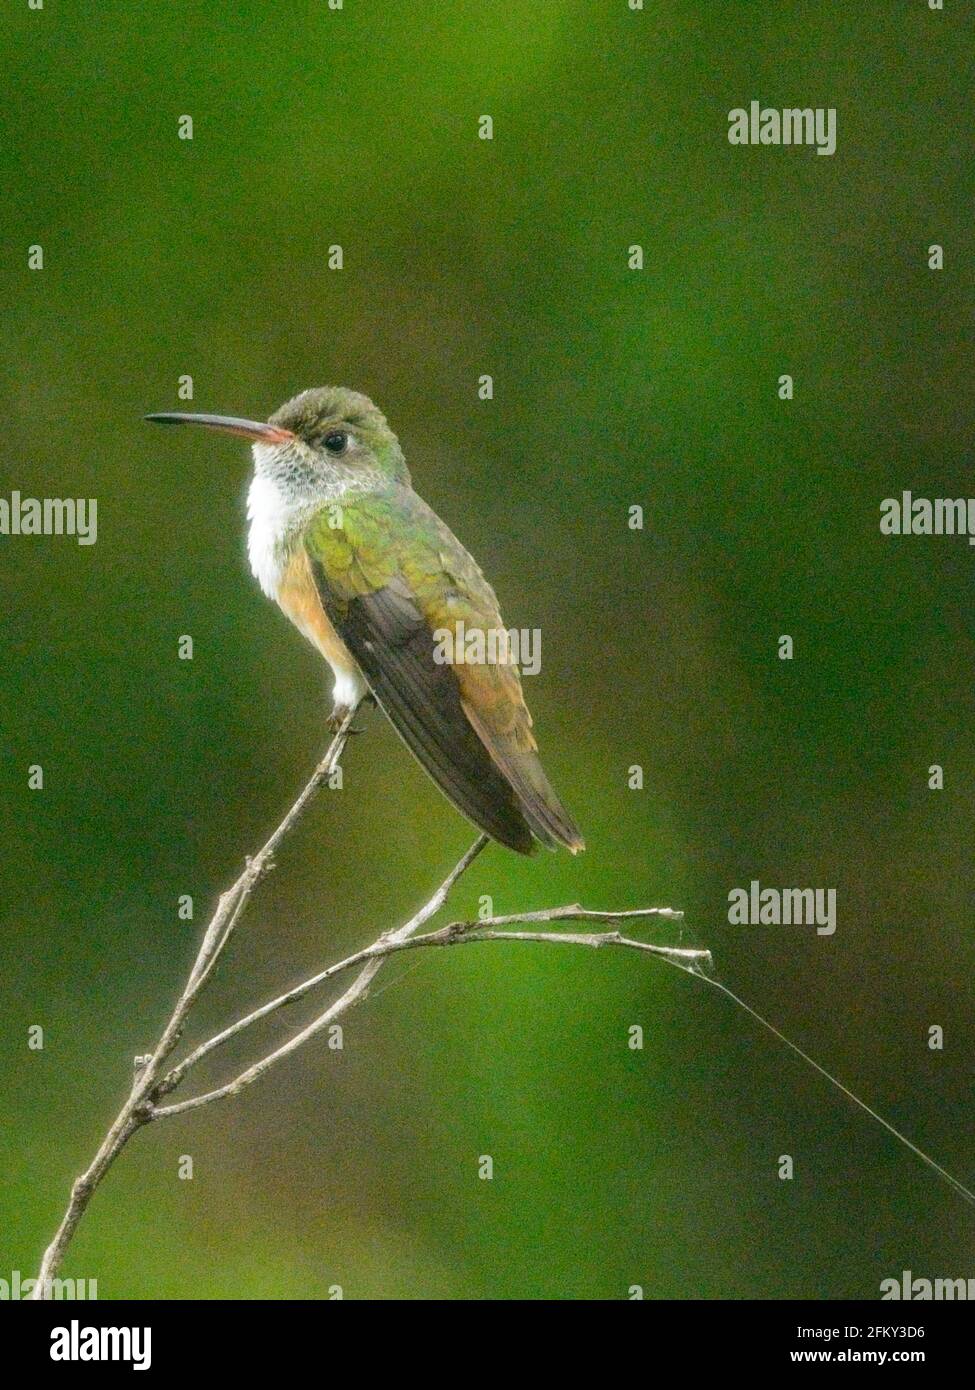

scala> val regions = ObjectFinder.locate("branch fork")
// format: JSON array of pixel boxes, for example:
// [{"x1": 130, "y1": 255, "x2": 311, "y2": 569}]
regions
[{"x1": 29, "y1": 712, "x2": 695, "y2": 1297}]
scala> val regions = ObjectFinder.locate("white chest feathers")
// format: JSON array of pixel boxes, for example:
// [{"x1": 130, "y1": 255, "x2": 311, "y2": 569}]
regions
[{"x1": 246, "y1": 473, "x2": 293, "y2": 599}]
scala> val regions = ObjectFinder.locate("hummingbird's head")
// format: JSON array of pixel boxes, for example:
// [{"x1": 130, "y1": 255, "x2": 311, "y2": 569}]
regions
[
  {"x1": 266, "y1": 386, "x2": 408, "y2": 486},
  {"x1": 145, "y1": 385, "x2": 409, "y2": 503}
]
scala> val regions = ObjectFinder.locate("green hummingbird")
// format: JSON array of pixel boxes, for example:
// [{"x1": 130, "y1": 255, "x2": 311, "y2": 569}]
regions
[{"x1": 146, "y1": 387, "x2": 584, "y2": 855}]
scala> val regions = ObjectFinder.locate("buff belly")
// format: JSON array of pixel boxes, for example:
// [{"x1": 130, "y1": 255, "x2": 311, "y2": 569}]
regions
[{"x1": 275, "y1": 548, "x2": 368, "y2": 709}]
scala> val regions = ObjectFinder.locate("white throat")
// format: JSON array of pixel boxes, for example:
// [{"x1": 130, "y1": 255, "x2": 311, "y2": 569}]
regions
[
  {"x1": 245, "y1": 465, "x2": 368, "y2": 714},
  {"x1": 246, "y1": 472, "x2": 295, "y2": 598}
]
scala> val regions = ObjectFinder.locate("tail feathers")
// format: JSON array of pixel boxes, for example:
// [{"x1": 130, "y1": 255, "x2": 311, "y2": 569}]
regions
[
  {"x1": 462, "y1": 702, "x2": 585, "y2": 854},
  {"x1": 380, "y1": 691, "x2": 536, "y2": 855}
]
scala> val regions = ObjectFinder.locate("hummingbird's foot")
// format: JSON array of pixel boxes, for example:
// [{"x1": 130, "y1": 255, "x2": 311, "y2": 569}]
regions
[
  {"x1": 327, "y1": 703, "x2": 353, "y2": 735},
  {"x1": 328, "y1": 694, "x2": 374, "y2": 736}
]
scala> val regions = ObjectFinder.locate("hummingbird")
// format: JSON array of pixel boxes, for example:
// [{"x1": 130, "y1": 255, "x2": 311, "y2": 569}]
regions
[{"x1": 146, "y1": 387, "x2": 584, "y2": 856}]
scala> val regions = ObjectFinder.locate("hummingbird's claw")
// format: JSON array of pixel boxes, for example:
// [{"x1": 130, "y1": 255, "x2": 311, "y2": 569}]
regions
[
  {"x1": 328, "y1": 691, "x2": 375, "y2": 735},
  {"x1": 327, "y1": 704, "x2": 352, "y2": 734}
]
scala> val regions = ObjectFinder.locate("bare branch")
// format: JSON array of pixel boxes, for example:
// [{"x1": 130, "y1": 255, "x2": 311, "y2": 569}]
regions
[
  {"x1": 155, "y1": 834, "x2": 490, "y2": 1098},
  {"x1": 454, "y1": 904, "x2": 686, "y2": 928},
  {"x1": 156, "y1": 901, "x2": 695, "y2": 1098},
  {"x1": 152, "y1": 905, "x2": 701, "y2": 1119},
  {"x1": 29, "y1": 715, "x2": 693, "y2": 1296},
  {"x1": 28, "y1": 709, "x2": 357, "y2": 1299}
]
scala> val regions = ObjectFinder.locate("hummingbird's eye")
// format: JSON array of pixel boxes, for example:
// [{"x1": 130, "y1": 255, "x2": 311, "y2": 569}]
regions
[{"x1": 322, "y1": 429, "x2": 349, "y2": 455}]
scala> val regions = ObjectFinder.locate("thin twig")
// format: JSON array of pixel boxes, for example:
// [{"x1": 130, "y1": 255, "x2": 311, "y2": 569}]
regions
[
  {"x1": 156, "y1": 901, "x2": 687, "y2": 1093},
  {"x1": 35, "y1": 738, "x2": 969, "y2": 1295},
  {"x1": 152, "y1": 906, "x2": 702, "y2": 1118},
  {"x1": 29, "y1": 711, "x2": 690, "y2": 1296},
  {"x1": 155, "y1": 835, "x2": 490, "y2": 1097},
  {"x1": 28, "y1": 709, "x2": 358, "y2": 1299}
]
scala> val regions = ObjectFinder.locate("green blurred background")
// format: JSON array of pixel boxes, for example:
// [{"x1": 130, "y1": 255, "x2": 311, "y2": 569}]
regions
[{"x1": 2, "y1": 0, "x2": 973, "y2": 1299}]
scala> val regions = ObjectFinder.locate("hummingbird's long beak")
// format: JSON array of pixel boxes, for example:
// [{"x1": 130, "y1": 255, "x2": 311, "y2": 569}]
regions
[{"x1": 144, "y1": 412, "x2": 296, "y2": 444}]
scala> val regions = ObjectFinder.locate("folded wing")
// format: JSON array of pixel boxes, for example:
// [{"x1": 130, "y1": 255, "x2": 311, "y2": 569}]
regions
[{"x1": 305, "y1": 488, "x2": 583, "y2": 855}]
